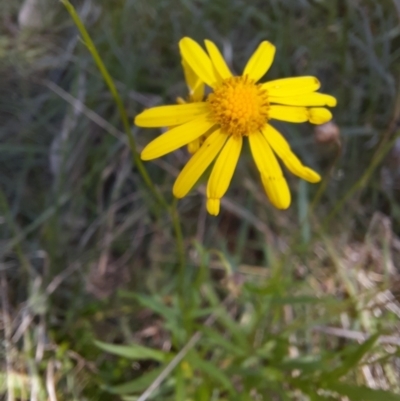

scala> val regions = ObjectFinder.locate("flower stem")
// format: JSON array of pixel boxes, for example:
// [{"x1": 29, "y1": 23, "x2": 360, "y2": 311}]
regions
[
  {"x1": 61, "y1": 0, "x2": 187, "y2": 296},
  {"x1": 61, "y1": 0, "x2": 165, "y2": 207},
  {"x1": 171, "y1": 198, "x2": 186, "y2": 274}
]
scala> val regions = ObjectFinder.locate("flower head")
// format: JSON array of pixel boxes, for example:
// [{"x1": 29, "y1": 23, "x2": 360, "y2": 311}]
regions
[{"x1": 135, "y1": 37, "x2": 337, "y2": 216}]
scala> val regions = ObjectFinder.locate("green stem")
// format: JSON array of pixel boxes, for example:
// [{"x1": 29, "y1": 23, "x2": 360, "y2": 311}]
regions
[
  {"x1": 170, "y1": 199, "x2": 189, "y2": 333},
  {"x1": 61, "y1": 0, "x2": 165, "y2": 207},
  {"x1": 171, "y1": 198, "x2": 186, "y2": 283},
  {"x1": 62, "y1": 0, "x2": 187, "y2": 296}
]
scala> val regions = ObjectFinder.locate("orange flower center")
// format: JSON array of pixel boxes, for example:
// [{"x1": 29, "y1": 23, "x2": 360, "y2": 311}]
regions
[{"x1": 207, "y1": 76, "x2": 269, "y2": 137}]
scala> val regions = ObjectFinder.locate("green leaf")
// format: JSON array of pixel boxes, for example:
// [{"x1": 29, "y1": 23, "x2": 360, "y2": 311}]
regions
[
  {"x1": 202, "y1": 286, "x2": 248, "y2": 350},
  {"x1": 324, "y1": 382, "x2": 400, "y2": 401},
  {"x1": 94, "y1": 340, "x2": 169, "y2": 362},
  {"x1": 269, "y1": 295, "x2": 335, "y2": 305},
  {"x1": 321, "y1": 333, "x2": 380, "y2": 381},
  {"x1": 109, "y1": 366, "x2": 165, "y2": 395},
  {"x1": 119, "y1": 293, "x2": 185, "y2": 340},
  {"x1": 187, "y1": 352, "x2": 234, "y2": 394},
  {"x1": 131, "y1": 294, "x2": 179, "y2": 323},
  {"x1": 175, "y1": 363, "x2": 185, "y2": 401},
  {"x1": 194, "y1": 381, "x2": 212, "y2": 401},
  {"x1": 200, "y1": 326, "x2": 247, "y2": 357},
  {"x1": 278, "y1": 355, "x2": 326, "y2": 376}
]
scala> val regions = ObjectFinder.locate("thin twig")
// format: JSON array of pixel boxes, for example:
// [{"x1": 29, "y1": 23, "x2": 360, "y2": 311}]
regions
[
  {"x1": 137, "y1": 295, "x2": 234, "y2": 401},
  {"x1": 313, "y1": 326, "x2": 400, "y2": 346},
  {"x1": 46, "y1": 263, "x2": 81, "y2": 295},
  {"x1": 46, "y1": 360, "x2": 58, "y2": 401},
  {"x1": 41, "y1": 79, "x2": 126, "y2": 141}
]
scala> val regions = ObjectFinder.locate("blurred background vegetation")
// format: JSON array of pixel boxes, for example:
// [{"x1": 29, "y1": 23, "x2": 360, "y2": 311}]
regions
[{"x1": 2, "y1": 0, "x2": 400, "y2": 399}]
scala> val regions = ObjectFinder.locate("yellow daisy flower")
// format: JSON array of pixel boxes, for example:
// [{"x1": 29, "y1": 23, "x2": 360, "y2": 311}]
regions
[{"x1": 135, "y1": 37, "x2": 337, "y2": 216}]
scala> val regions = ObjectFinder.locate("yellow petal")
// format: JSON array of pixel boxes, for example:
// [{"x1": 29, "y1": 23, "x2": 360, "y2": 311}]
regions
[
  {"x1": 207, "y1": 198, "x2": 220, "y2": 216},
  {"x1": 192, "y1": 81, "x2": 205, "y2": 102},
  {"x1": 269, "y1": 92, "x2": 337, "y2": 107},
  {"x1": 182, "y1": 58, "x2": 198, "y2": 91},
  {"x1": 249, "y1": 131, "x2": 291, "y2": 209},
  {"x1": 204, "y1": 39, "x2": 232, "y2": 81},
  {"x1": 182, "y1": 59, "x2": 205, "y2": 102},
  {"x1": 262, "y1": 125, "x2": 321, "y2": 183},
  {"x1": 135, "y1": 103, "x2": 209, "y2": 127},
  {"x1": 309, "y1": 108, "x2": 333, "y2": 124},
  {"x1": 261, "y1": 174, "x2": 291, "y2": 209},
  {"x1": 187, "y1": 138, "x2": 201, "y2": 154},
  {"x1": 179, "y1": 37, "x2": 218, "y2": 88},
  {"x1": 141, "y1": 115, "x2": 215, "y2": 160},
  {"x1": 207, "y1": 135, "x2": 242, "y2": 200},
  {"x1": 243, "y1": 41, "x2": 276, "y2": 82},
  {"x1": 268, "y1": 105, "x2": 309, "y2": 123},
  {"x1": 262, "y1": 76, "x2": 321, "y2": 97},
  {"x1": 173, "y1": 130, "x2": 227, "y2": 198}
]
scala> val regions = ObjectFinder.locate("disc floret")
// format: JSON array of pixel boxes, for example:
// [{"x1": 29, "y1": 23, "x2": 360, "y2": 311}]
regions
[{"x1": 207, "y1": 76, "x2": 269, "y2": 137}]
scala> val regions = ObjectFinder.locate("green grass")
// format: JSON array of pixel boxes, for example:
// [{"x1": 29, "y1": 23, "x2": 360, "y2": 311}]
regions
[{"x1": 1, "y1": 0, "x2": 400, "y2": 400}]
